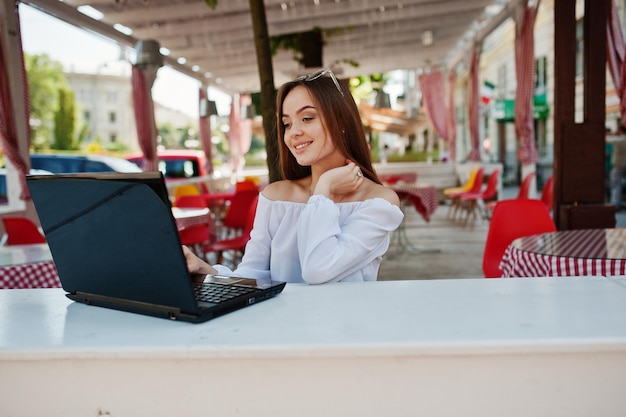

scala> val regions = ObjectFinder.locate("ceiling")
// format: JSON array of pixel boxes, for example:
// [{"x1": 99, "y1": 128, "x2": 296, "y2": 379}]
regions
[{"x1": 22, "y1": 0, "x2": 518, "y2": 94}]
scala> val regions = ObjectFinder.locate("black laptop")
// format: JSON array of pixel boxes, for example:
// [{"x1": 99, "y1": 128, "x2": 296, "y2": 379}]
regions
[{"x1": 26, "y1": 171, "x2": 285, "y2": 323}]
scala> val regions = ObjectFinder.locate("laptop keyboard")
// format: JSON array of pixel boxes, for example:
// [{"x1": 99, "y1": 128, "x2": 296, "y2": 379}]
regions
[{"x1": 193, "y1": 282, "x2": 256, "y2": 304}]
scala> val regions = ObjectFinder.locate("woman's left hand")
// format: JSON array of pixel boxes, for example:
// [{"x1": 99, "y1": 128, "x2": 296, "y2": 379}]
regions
[{"x1": 182, "y1": 245, "x2": 218, "y2": 283}]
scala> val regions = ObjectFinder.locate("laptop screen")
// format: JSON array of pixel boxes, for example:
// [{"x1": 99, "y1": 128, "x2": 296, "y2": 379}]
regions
[{"x1": 26, "y1": 172, "x2": 200, "y2": 314}]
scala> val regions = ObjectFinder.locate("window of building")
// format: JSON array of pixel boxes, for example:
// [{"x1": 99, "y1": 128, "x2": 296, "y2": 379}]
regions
[
  {"x1": 80, "y1": 90, "x2": 93, "y2": 101},
  {"x1": 109, "y1": 112, "x2": 116, "y2": 123}
]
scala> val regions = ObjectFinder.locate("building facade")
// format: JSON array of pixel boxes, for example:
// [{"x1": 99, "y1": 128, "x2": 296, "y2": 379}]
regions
[
  {"x1": 451, "y1": 0, "x2": 626, "y2": 188},
  {"x1": 65, "y1": 63, "x2": 136, "y2": 150},
  {"x1": 65, "y1": 63, "x2": 198, "y2": 152}
]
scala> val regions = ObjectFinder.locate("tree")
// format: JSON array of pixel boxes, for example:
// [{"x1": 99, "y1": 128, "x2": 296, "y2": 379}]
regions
[
  {"x1": 248, "y1": 0, "x2": 280, "y2": 183},
  {"x1": 53, "y1": 88, "x2": 77, "y2": 150},
  {"x1": 24, "y1": 53, "x2": 69, "y2": 149},
  {"x1": 157, "y1": 122, "x2": 176, "y2": 148}
]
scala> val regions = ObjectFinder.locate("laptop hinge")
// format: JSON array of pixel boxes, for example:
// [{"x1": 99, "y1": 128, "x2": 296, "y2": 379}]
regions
[{"x1": 71, "y1": 291, "x2": 198, "y2": 320}]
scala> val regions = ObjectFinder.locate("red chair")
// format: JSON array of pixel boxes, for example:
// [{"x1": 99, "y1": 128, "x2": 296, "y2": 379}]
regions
[
  {"x1": 540, "y1": 175, "x2": 554, "y2": 214},
  {"x1": 484, "y1": 172, "x2": 537, "y2": 219},
  {"x1": 482, "y1": 199, "x2": 556, "y2": 278},
  {"x1": 203, "y1": 194, "x2": 259, "y2": 267},
  {"x1": 379, "y1": 173, "x2": 418, "y2": 185},
  {"x1": 174, "y1": 196, "x2": 212, "y2": 256},
  {"x1": 1, "y1": 216, "x2": 47, "y2": 245},
  {"x1": 235, "y1": 180, "x2": 259, "y2": 192},
  {"x1": 458, "y1": 168, "x2": 501, "y2": 227},
  {"x1": 174, "y1": 194, "x2": 208, "y2": 208},
  {"x1": 516, "y1": 172, "x2": 536, "y2": 199},
  {"x1": 219, "y1": 189, "x2": 259, "y2": 239},
  {"x1": 179, "y1": 223, "x2": 213, "y2": 258},
  {"x1": 447, "y1": 166, "x2": 485, "y2": 221}
]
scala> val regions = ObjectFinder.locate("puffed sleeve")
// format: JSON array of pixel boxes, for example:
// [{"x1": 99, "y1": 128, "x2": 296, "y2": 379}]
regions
[
  {"x1": 297, "y1": 195, "x2": 403, "y2": 284},
  {"x1": 212, "y1": 195, "x2": 272, "y2": 280}
]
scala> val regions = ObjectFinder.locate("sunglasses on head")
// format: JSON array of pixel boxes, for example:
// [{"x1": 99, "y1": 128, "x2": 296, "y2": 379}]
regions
[{"x1": 294, "y1": 67, "x2": 344, "y2": 96}]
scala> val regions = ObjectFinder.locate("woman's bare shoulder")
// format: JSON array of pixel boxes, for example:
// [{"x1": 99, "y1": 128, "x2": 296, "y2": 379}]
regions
[
  {"x1": 262, "y1": 178, "x2": 310, "y2": 202},
  {"x1": 362, "y1": 181, "x2": 400, "y2": 207}
]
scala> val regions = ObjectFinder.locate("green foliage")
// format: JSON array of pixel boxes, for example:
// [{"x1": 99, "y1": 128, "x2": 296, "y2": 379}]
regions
[
  {"x1": 104, "y1": 140, "x2": 130, "y2": 153},
  {"x1": 176, "y1": 125, "x2": 195, "y2": 147},
  {"x1": 76, "y1": 124, "x2": 88, "y2": 148},
  {"x1": 52, "y1": 88, "x2": 77, "y2": 150},
  {"x1": 25, "y1": 53, "x2": 69, "y2": 149},
  {"x1": 245, "y1": 153, "x2": 269, "y2": 167},
  {"x1": 386, "y1": 150, "x2": 437, "y2": 163},
  {"x1": 157, "y1": 122, "x2": 198, "y2": 148},
  {"x1": 204, "y1": 0, "x2": 217, "y2": 9},
  {"x1": 157, "y1": 123, "x2": 175, "y2": 148}
]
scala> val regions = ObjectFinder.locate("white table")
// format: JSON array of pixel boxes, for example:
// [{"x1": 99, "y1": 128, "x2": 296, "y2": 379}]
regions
[
  {"x1": 0, "y1": 243, "x2": 52, "y2": 267},
  {"x1": 1, "y1": 277, "x2": 626, "y2": 416}
]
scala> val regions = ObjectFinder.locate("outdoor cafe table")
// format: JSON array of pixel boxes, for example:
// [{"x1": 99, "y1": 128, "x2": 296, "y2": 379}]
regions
[
  {"x1": 0, "y1": 244, "x2": 57, "y2": 289},
  {"x1": 500, "y1": 228, "x2": 626, "y2": 277},
  {"x1": 0, "y1": 208, "x2": 214, "y2": 289},
  {"x1": 392, "y1": 184, "x2": 439, "y2": 223},
  {"x1": 172, "y1": 206, "x2": 214, "y2": 233},
  {"x1": 388, "y1": 184, "x2": 439, "y2": 254},
  {"x1": 1, "y1": 277, "x2": 626, "y2": 416}
]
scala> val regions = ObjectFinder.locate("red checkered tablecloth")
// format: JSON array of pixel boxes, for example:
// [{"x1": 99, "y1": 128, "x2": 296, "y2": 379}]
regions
[
  {"x1": 174, "y1": 209, "x2": 215, "y2": 231},
  {"x1": 0, "y1": 260, "x2": 61, "y2": 289},
  {"x1": 393, "y1": 185, "x2": 439, "y2": 222},
  {"x1": 500, "y1": 228, "x2": 626, "y2": 277}
]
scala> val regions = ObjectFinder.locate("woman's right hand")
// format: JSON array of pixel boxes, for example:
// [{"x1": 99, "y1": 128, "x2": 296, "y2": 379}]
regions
[
  {"x1": 182, "y1": 245, "x2": 218, "y2": 283},
  {"x1": 315, "y1": 161, "x2": 364, "y2": 197}
]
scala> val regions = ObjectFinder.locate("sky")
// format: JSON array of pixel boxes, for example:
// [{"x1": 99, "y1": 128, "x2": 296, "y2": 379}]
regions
[{"x1": 18, "y1": 4, "x2": 230, "y2": 119}]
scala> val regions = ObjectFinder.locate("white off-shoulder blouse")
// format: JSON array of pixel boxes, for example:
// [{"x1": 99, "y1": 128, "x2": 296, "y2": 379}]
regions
[{"x1": 212, "y1": 193, "x2": 404, "y2": 284}]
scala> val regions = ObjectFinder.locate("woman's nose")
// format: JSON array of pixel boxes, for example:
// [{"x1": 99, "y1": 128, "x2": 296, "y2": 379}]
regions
[{"x1": 288, "y1": 124, "x2": 302, "y2": 137}]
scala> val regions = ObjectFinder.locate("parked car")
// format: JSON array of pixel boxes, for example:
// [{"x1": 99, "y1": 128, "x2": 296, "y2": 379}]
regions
[
  {"x1": 30, "y1": 154, "x2": 143, "y2": 174},
  {"x1": 126, "y1": 149, "x2": 208, "y2": 179}
]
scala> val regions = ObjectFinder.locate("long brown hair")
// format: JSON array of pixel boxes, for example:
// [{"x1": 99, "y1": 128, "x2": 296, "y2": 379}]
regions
[{"x1": 275, "y1": 73, "x2": 380, "y2": 184}]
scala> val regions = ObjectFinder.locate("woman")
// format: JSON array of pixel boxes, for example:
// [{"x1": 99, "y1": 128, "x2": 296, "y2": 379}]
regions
[{"x1": 185, "y1": 68, "x2": 403, "y2": 284}]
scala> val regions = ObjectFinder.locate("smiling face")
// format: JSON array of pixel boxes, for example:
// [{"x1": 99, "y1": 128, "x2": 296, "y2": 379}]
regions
[{"x1": 281, "y1": 86, "x2": 344, "y2": 170}]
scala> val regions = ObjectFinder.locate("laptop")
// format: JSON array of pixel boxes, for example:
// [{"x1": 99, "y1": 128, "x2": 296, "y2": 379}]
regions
[{"x1": 26, "y1": 171, "x2": 285, "y2": 323}]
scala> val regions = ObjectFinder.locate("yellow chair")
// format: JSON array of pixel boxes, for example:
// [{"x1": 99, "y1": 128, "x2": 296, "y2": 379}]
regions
[
  {"x1": 173, "y1": 184, "x2": 200, "y2": 200},
  {"x1": 444, "y1": 167, "x2": 479, "y2": 197},
  {"x1": 446, "y1": 167, "x2": 484, "y2": 219},
  {"x1": 244, "y1": 176, "x2": 261, "y2": 186}
]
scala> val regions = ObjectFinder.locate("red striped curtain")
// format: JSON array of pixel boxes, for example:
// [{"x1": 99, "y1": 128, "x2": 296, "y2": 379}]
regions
[
  {"x1": 239, "y1": 93, "x2": 253, "y2": 159},
  {"x1": 0, "y1": 5, "x2": 31, "y2": 200},
  {"x1": 514, "y1": 1, "x2": 539, "y2": 166},
  {"x1": 466, "y1": 50, "x2": 482, "y2": 161},
  {"x1": 228, "y1": 94, "x2": 253, "y2": 175},
  {"x1": 607, "y1": 0, "x2": 626, "y2": 126},
  {"x1": 131, "y1": 66, "x2": 158, "y2": 171},
  {"x1": 418, "y1": 71, "x2": 449, "y2": 141},
  {"x1": 198, "y1": 87, "x2": 214, "y2": 175},
  {"x1": 418, "y1": 70, "x2": 459, "y2": 161},
  {"x1": 447, "y1": 71, "x2": 457, "y2": 161}
]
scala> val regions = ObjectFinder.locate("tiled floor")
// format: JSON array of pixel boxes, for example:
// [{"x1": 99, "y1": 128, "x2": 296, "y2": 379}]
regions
[{"x1": 378, "y1": 200, "x2": 488, "y2": 280}]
